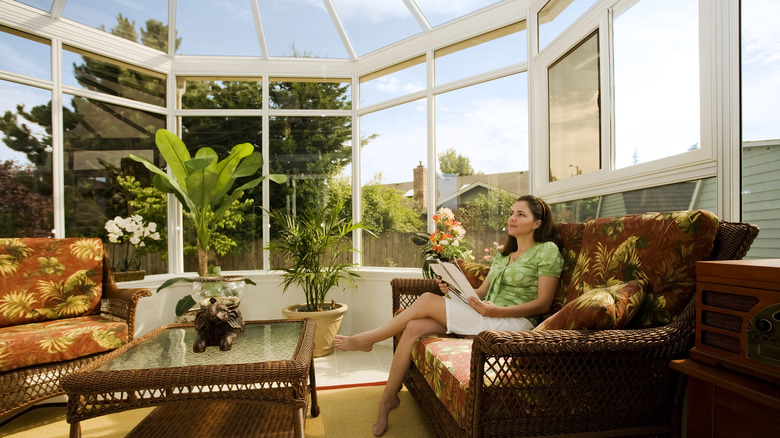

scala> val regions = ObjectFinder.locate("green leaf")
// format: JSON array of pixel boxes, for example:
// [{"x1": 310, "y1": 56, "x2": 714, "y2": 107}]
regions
[
  {"x1": 175, "y1": 295, "x2": 197, "y2": 317},
  {"x1": 154, "y1": 129, "x2": 192, "y2": 184},
  {"x1": 268, "y1": 174, "x2": 288, "y2": 184},
  {"x1": 156, "y1": 276, "x2": 195, "y2": 293}
]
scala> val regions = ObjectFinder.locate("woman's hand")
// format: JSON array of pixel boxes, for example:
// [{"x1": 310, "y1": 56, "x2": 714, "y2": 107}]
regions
[
  {"x1": 468, "y1": 296, "x2": 500, "y2": 317},
  {"x1": 435, "y1": 278, "x2": 450, "y2": 294}
]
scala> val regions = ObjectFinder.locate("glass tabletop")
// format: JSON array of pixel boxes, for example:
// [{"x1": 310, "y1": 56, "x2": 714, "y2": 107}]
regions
[{"x1": 96, "y1": 321, "x2": 305, "y2": 372}]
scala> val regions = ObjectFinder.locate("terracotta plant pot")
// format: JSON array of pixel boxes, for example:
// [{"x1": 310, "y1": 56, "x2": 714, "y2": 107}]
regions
[{"x1": 282, "y1": 303, "x2": 348, "y2": 357}]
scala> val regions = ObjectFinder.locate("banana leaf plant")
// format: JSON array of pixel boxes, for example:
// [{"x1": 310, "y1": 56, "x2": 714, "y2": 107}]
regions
[{"x1": 129, "y1": 128, "x2": 286, "y2": 314}]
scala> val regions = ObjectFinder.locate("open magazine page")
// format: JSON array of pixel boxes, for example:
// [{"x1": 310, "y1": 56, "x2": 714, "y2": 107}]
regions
[{"x1": 427, "y1": 259, "x2": 480, "y2": 303}]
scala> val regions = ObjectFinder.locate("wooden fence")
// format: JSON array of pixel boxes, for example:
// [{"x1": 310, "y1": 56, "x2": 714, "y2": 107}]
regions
[{"x1": 120, "y1": 230, "x2": 509, "y2": 274}]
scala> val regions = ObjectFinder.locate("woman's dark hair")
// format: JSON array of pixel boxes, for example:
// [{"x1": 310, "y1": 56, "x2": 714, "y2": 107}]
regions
[{"x1": 500, "y1": 195, "x2": 560, "y2": 256}]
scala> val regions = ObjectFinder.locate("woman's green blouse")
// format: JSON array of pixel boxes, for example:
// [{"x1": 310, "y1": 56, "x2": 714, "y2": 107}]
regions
[{"x1": 484, "y1": 241, "x2": 563, "y2": 325}]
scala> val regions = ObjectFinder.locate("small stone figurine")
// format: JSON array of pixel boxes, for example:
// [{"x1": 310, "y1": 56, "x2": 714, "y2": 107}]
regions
[{"x1": 193, "y1": 297, "x2": 245, "y2": 353}]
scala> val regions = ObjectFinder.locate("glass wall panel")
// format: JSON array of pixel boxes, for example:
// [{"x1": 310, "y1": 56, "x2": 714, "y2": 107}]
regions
[
  {"x1": 269, "y1": 78, "x2": 351, "y2": 110},
  {"x1": 257, "y1": 0, "x2": 348, "y2": 58},
  {"x1": 62, "y1": 47, "x2": 166, "y2": 107},
  {"x1": 741, "y1": 1, "x2": 780, "y2": 259},
  {"x1": 613, "y1": 0, "x2": 699, "y2": 169},
  {"x1": 435, "y1": 73, "x2": 528, "y2": 262},
  {"x1": 332, "y1": 0, "x2": 422, "y2": 57},
  {"x1": 268, "y1": 115, "x2": 352, "y2": 268},
  {"x1": 62, "y1": 0, "x2": 169, "y2": 52},
  {"x1": 179, "y1": 78, "x2": 262, "y2": 110},
  {"x1": 359, "y1": 56, "x2": 425, "y2": 108},
  {"x1": 415, "y1": 0, "x2": 502, "y2": 28},
  {"x1": 551, "y1": 177, "x2": 717, "y2": 223},
  {"x1": 537, "y1": 0, "x2": 597, "y2": 51},
  {"x1": 548, "y1": 31, "x2": 599, "y2": 182},
  {"x1": 62, "y1": 95, "x2": 166, "y2": 273},
  {"x1": 180, "y1": 116, "x2": 263, "y2": 272},
  {"x1": 434, "y1": 22, "x2": 526, "y2": 86},
  {"x1": 360, "y1": 99, "x2": 427, "y2": 267},
  {"x1": 0, "y1": 26, "x2": 51, "y2": 80},
  {"x1": 177, "y1": 0, "x2": 260, "y2": 56},
  {"x1": 0, "y1": 80, "x2": 53, "y2": 237}
]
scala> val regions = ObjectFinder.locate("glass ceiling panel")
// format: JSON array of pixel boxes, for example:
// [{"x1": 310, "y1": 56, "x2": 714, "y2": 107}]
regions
[
  {"x1": 13, "y1": 0, "x2": 53, "y2": 12},
  {"x1": 177, "y1": 0, "x2": 261, "y2": 56},
  {"x1": 61, "y1": 0, "x2": 168, "y2": 52},
  {"x1": 0, "y1": 26, "x2": 51, "y2": 80},
  {"x1": 332, "y1": 0, "x2": 422, "y2": 56},
  {"x1": 414, "y1": 0, "x2": 502, "y2": 27},
  {"x1": 258, "y1": 0, "x2": 348, "y2": 58},
  {"x1": 538, "y1": 0, "x2": 597, "y2": 51}
]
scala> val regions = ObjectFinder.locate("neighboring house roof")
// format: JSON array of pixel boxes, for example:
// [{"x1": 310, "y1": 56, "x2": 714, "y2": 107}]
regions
[{"x1": 383, "y1": 170, "x2": 529, "y2": 200}]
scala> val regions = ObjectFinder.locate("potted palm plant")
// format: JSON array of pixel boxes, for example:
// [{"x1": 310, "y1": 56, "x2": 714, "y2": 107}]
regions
[
  {"x1": 129, "y1": 129, "x2": 286, "y2": 315},
  {"x1": 265, "y1": 200, "x2": 370, "y2": 357}
]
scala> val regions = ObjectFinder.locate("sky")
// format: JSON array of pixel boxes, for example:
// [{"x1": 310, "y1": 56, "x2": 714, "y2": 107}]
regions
[{"x1": 1, "y1": 0, "x2": 778, "y2": 181}]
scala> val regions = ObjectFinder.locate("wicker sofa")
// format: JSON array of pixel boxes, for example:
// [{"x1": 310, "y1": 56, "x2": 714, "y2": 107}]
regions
[
  {"x1": 0, "y1": 237, "x2": 151, "y2": 420},
  {"x1": 391, "y1": 210, "x2": 759, "y2": 438}
]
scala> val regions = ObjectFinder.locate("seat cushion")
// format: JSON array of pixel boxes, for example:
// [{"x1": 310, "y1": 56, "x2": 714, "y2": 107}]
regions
[
  {"x1": 412, "y1": 335, "x2": 473, "y2": 428},
  {"x1": 0, "y1": 238, "x2": 104, "y2": 327},
  {"x1": 534, "y1": 281, "x2": 646, "y2": 330},
  {"x1": 0, "y1": 315, "x2": 127, "y2": 372},
  {"x1": 565, "y1": 210, "x2": 719, "y2": 327}
]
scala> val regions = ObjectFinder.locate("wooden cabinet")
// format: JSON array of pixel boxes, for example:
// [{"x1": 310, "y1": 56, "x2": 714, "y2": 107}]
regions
[
  {"x1": 670, "y1": 359, "x2": 780, "y2": 436},
  {"x1": 671, "y1": 259, "x2": 780, "y2": 436}
]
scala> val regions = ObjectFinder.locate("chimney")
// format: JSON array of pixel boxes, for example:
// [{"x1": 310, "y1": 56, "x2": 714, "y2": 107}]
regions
[{"x1": 413, "y1": 161, "x2": 427, "y2": 210}]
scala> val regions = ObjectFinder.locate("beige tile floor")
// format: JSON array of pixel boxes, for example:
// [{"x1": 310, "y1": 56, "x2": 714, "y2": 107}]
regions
[{"x1": 314, "y1": 342, "x2": 393, "y2": 387}]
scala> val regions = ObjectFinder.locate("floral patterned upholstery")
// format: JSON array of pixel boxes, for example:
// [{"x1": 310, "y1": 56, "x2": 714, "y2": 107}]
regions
[
  {"x1": 0, "y1": 316, "x2": 128, "y2": 372},
  {"x1": 0, "y1": 238, "x2": 104, "y2": 327},
  {"x1": 0, "y1": 237, "x2": 123, "y2": 372},
  {"x1": 566, "y1": 210, "x2": 718, "y2": 327},
  {"x1": 534, "y1": 281, "x2": 646, "y2": 330},
  {"x1": 412, "y1": 335, "x2": 473, "y2": 428}
]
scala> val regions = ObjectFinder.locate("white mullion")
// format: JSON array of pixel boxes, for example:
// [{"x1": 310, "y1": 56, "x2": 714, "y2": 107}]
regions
[
  {"x1": 426, "y1": 49, "x2": 436, "y2": 233},
  {"x1": 262, "y1": 75, "x2": 271, "y2": 270},
  {"x1": 168, "y1": 70, "x2": 183, "y2": 275},
  {"x1": 250, "y1": 0, "x2": 269, "y2": 59},
  {"x1": 323, "y1": 0, "x2": 357, "y2": 61},
  {"x1": 351, "y1": 73, "x2": 362, "y2": 265},
  {"x1": 403, "y1": 0, "x2": 432, "y2": 32},
  {"x1": 49, "y1": 0, "x2": 65, "y2": 18},
  {"x1": 51, "y1": 38, "x2": 64, "y2": 238}
]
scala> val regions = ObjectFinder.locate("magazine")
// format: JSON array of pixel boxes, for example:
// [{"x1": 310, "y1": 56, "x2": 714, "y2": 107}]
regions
[{"x1": 427, "y1": 258, "x2": 480, "y2": 304}]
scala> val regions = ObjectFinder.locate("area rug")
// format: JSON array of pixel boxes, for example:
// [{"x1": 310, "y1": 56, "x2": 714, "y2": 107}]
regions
[{"x1": 0, "y1": 385, "x2": 434, "y2": 437}]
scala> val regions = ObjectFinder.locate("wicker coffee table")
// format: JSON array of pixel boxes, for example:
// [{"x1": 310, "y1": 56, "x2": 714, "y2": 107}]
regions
[{"x1": 62, "y1": 319, "x2": 318, "y2": 438}]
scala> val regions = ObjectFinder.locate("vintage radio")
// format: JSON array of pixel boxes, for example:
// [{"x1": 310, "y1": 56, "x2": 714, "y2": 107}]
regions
[{"x1": 691, "y1": 259, "x2": 780, "y2": 385}]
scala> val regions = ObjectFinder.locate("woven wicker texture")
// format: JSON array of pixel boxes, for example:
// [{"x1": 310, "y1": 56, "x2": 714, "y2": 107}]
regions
[
  {"x1": 392, "y1": 219, "x2": 759, "y2": 438},
  {"x1": 63, "y1": 319, "x2": 317, "y2": 438},
  {"x1": 0, "y1": 248, "x2": 151, "y2": 421}
]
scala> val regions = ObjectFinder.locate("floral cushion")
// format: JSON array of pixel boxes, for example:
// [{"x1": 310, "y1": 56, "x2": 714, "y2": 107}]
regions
[
  {"x1": 565, "y1": 210, "x2": 718, "y2": 327},
  {"x1": 547, "y1": 222, "x2": 585, "y2": 316},
  {"x1": 0, "y1": 238, "x2": 104, "y2": 328},
  {"x1": 0, "y1": 315, "x2": 128, "y2": 372},
  {"x1": 412, "y1": 335, "x2": 473, "y2": 428},
  {"x1": 534, "y1": 281, "x2": 646, "y2": 330},
  {"x1": 457, "y1": 259, "x2": 490, "y2": 289}
]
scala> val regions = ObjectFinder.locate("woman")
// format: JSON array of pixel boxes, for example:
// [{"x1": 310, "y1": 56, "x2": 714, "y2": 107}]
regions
[{"x1": 334, "y1": 195, "x2": 563, "y2": 437}]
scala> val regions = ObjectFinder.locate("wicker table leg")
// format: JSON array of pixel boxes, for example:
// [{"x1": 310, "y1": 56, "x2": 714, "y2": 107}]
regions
[
  {"x1": 309, "y1": 357, "x2": 320, "y2": 417},
  {"x1": 69, "y1": 421, "x2": 81, "y2": 438}
]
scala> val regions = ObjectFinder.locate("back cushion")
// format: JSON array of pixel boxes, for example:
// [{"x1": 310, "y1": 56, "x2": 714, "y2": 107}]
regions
[
  {"x1": 565, "y1": 210, "x2": 719, "y2": 328},
  {"x1": 0, "y1": 238, "x2": 104, "y2": 327},
  {"x1": 546, "y1": 222, "x2": 585, "y2": 316}
]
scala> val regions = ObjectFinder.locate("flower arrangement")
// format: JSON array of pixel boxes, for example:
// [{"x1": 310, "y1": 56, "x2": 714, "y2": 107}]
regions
[
  {"x1": 480, "y1": 241, "x2": 504, "y2": 265},
  {"x1": 104, "y1": 215, "x2": 160, "y2": 272},
  {"x1": 412, "y1": 207, "x2": 474, "y2": 278}
]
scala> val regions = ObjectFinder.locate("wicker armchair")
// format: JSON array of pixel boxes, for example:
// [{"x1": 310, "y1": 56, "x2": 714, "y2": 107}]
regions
[
  {"x1": 0, "y1": 246, "x2": 151, "y2": 421},
  {"x1": 391, "y1": 219, "x2": 759, "y2": 438}
]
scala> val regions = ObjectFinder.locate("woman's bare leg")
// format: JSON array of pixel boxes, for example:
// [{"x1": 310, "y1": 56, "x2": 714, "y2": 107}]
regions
[
  {"x1": 372, "y1": 318, "x2": 446, "y2": 437},
  {"x1": 335, "y1": 293, "x2": 447, "y2": 352}
]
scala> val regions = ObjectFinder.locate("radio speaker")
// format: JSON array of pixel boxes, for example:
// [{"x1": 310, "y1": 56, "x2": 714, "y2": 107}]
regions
[{"x1": 692, "y1": 275, "x2": 780, "y2": 385}]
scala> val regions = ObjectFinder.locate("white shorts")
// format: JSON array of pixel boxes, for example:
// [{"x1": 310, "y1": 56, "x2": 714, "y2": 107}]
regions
[{"x1": 444, "y1": 296, "x2": 534, "y2": 336}]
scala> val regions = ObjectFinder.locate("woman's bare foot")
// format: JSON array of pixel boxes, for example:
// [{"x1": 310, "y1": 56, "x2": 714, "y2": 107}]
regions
[
  {"x1": 333, "y1": 334, "x2": 373, "y2": 352},
  {"x1": 372, "y1": 394, "x2": 401, "y2": 437}
]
